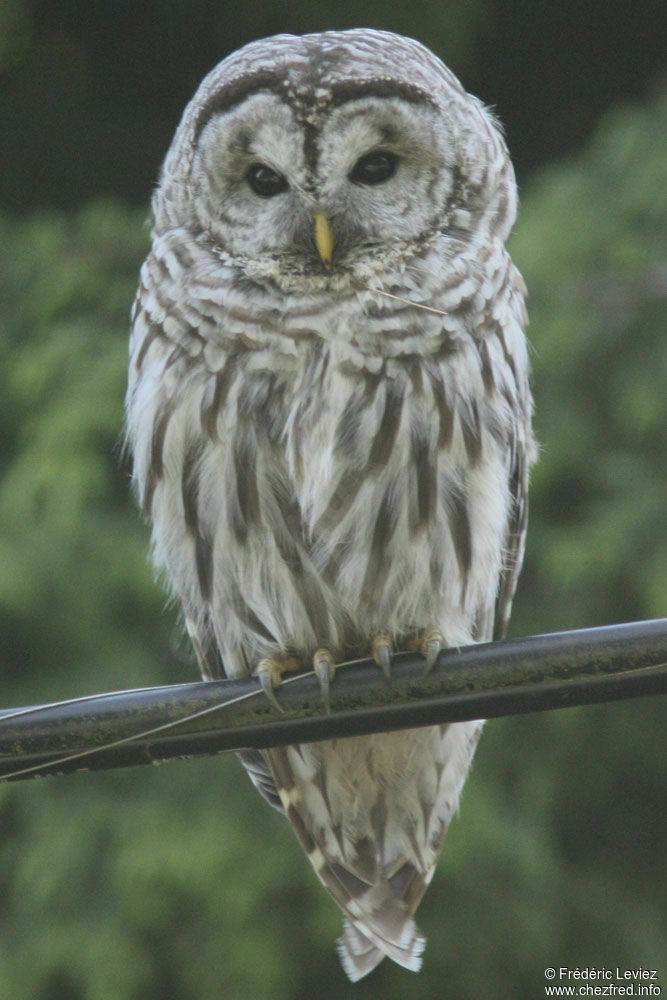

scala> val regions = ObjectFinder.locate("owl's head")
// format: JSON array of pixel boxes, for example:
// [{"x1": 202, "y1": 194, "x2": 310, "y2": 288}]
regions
[{"x1": 154, "y1": 30, "x2": 516, "y2": 290}]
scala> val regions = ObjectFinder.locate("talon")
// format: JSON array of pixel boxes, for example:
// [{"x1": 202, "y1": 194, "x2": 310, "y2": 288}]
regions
[
  {"x1": 313, "y1": 647, "x2": 336, "y2": 713},
  {"x1": 420, "y1": 629, "x2": 444, "y2": 671},
  {"x1": 255, "y1": 656, "x2": 301, "y2": 713},
  {"x1": 257, "y1": 661, "x2": 285, "y2": 713},
  {"x1": 372, "y1": 631, "x2": 393, "y2": 678}
]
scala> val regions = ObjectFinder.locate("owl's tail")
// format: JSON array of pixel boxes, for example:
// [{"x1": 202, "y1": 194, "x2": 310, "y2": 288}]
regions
[{"x1": 336, "y1": 914, "x2": 425, "y2": 982}]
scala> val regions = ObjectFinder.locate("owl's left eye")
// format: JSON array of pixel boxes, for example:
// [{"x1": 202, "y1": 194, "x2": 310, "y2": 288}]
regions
[
  {"x1": 349, "y1": 150, "x2": 398, "y2": 186},
  {"x1": 246, "y1": 163, "x2": 289, "y2": 198}
]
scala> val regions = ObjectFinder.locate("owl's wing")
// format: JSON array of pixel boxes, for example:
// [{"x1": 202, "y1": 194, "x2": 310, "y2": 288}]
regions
[
  {"x1": 237, "y1": 749, "x2": 286, "y2": 812},
  {"x1": 183, "y1": 618, "x2": 285, "y2": 812},
  {"x1": 492, "y1": 426, "x2": 531, "y2": 641},
  {"x1": 185, "y1": 614, "x2": 225, "y2": 680}
]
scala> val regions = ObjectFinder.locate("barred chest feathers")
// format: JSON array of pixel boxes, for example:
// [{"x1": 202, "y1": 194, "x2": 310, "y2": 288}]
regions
[{"x1": 128, "y1": 239, "x2": 524, "y2": 674}]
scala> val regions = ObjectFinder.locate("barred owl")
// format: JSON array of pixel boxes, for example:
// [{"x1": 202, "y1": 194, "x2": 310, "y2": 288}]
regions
[{"x1": 126, "y1": 29, "x2": 535, "y2": 980}]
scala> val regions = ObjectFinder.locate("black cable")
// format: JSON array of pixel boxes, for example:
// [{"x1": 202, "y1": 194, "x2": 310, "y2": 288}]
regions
[{"x1": 1, "y1": 618, "x2": 665, "y2": 782}]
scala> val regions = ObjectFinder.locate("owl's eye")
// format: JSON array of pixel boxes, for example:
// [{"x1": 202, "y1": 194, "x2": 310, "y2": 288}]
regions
[
  {"x1": 245, "y1": 163, "x2": 288, "y2": 197},
  {"x1": 349, "y1": 151, "x2": 398, "y2": 186}
]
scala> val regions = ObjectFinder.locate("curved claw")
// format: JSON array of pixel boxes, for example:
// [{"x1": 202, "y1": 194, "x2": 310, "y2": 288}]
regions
[
  {"x1": 420, "y1": 629, "x2": 444, "y2": 672},
  {"x1": 313, "y1": 648, "x2": 336, "y2": 714},
  {"x1": 372, "y1": 632, "x2": 393, "y2": 678},
  {"x1": 256, "y1": 659, "x2": 286, "y2": 714}
]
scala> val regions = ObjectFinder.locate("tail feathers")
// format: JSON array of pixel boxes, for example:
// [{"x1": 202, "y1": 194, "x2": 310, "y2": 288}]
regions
[
  {"x1": 336, "y1": 913, "x2": 425, "y2": 982},
  {"x1": 337, "y1": 920, "x2": 385, "y2": 982}
]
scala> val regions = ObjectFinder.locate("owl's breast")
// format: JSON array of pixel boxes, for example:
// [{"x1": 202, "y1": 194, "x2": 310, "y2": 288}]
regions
[
  {"x1": 129, "y1": 245, "x2": 525, "y2": 664},
  {"x1": 267, "y1": 336, "x2": 513, "y2": 646}
]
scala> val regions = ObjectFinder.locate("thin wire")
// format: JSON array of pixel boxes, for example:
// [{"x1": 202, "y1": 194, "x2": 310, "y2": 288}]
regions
[
  {"x1": 0, "y1": 673, "x2": 304, "y2": 782},
  {"x1": 371, "y1": 288, "x2": 452, "y2": 317},
  {"x1": 0, "y1": 685, "x2": 178, "y2": 723}
]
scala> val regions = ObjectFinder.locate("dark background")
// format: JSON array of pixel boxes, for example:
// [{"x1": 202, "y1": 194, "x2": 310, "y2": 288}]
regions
[
  {"x1": 1, "y1": 0, "x2": 665, "y2": 211},
  {"x1": 0, "y1": 3, "x2": 665, "y2": 999}
]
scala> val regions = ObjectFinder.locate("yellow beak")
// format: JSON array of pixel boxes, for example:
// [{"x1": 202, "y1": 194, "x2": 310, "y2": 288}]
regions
[{"x1": 314, "y1": 212, "x2": 334, "y2": 269}]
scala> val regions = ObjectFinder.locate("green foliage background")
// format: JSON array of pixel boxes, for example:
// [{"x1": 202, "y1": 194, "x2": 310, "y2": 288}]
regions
[{"x1": 0, "y1": 4, "x2": 665, "y2": 999}]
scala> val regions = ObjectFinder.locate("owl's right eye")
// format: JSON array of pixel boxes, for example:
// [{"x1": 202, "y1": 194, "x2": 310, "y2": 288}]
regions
[{"x1": 245, "y1": 163, "x2": 289, "y2": 198}]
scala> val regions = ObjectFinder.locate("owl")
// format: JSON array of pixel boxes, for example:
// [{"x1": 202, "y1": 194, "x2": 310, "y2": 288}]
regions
[{"x1": 126, "y1": 29, "x2": 535, "y2": 980}]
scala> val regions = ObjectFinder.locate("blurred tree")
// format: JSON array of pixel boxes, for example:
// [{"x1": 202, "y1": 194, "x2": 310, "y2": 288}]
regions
[
  {"x1": 511, "y1": 85, "x2": 667, "y2": 635},
  {"x1": 0, "y1": 81, "x2": 665, "y2": 1000}
]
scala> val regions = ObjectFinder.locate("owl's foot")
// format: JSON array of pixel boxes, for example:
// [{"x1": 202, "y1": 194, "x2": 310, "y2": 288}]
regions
[
  {"x1": 256, "y1": 656, "x2": 301, "y2": 713},
  {"x1": 372, "y1": 631, "x2": 393, "y2": 678},
  {"x1": 313, "y1": 647, "x2": 336, "y2": 714},
  {"x1": 410, "y1": 628, "x2": 444, "y2": 671}
]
